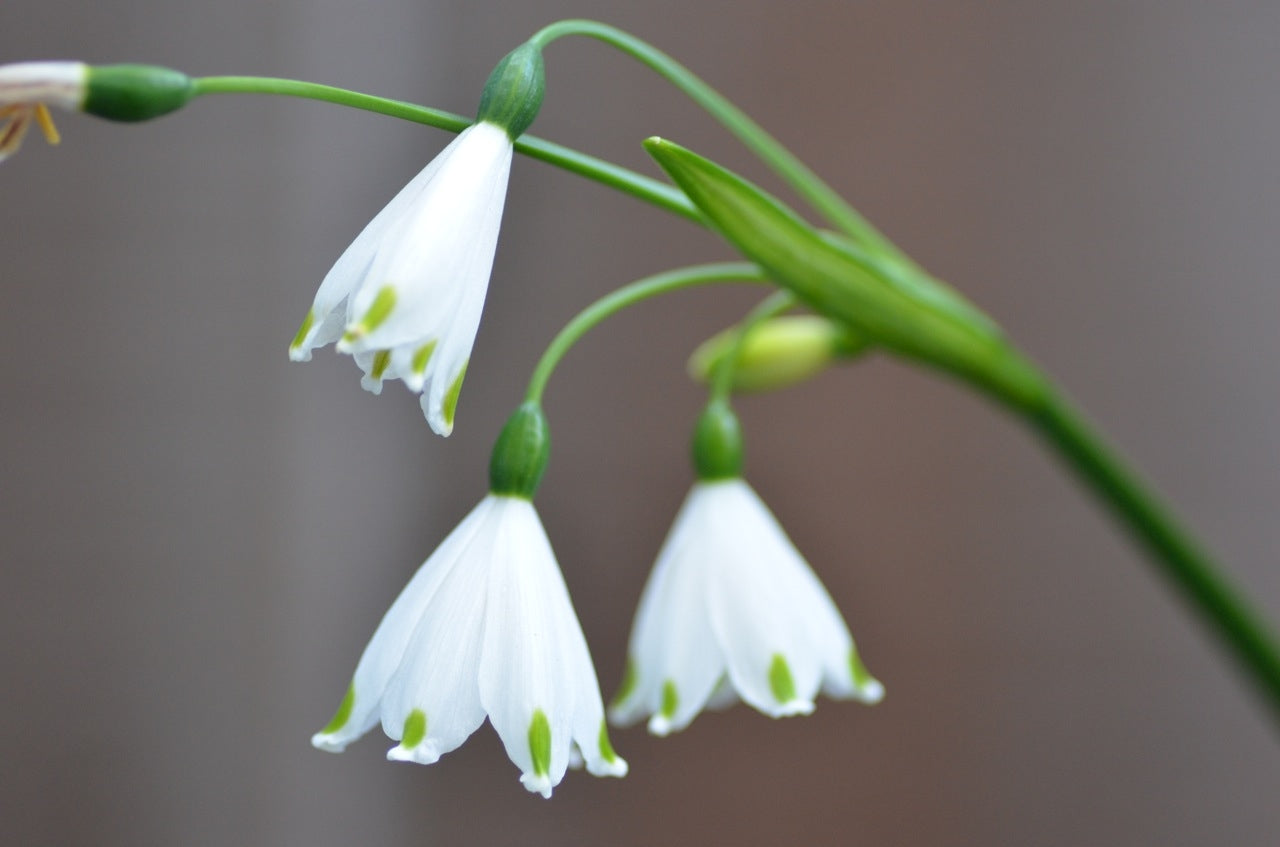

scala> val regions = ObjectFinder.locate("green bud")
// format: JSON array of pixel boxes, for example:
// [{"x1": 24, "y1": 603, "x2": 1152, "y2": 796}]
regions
[
  {"x1": 692, "y1": 400, "x2": 743, "y2": 481},
  {"x1": 689, "y1": 315, "x2": 868, "y2": 393},
  {"x1": 475, "y1": 42, "x2": 545, "y2": 139},
  {"x1": 83, "y1": 64, "x2": 194, "y2": 122},
  {"x1": 489, "y1": 402, "x2": 550, "y2": 499}
]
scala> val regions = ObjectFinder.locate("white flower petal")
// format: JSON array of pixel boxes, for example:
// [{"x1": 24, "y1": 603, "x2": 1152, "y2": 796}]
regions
[
  {"x1": 349, "y1": 122, "x2": 511, "y2": 352},
  {"x1": 613, "y1": 487, "x2": 727, "y2": 735},
  {"x1": 704, "y1": 481, "x2": 824, "y2": 716},
  {"x1": 377, "y1": 501, "x2": 501, "y2": 764},
  {"x1": 0, "y1": 62, "x2": 86, "y2": 110},
  {"x1": 477, "y1": 497, "x2": 578, "y2": 797},
  {"x1": 311, "y1": 498, "x2": 491, "y2": 753}
]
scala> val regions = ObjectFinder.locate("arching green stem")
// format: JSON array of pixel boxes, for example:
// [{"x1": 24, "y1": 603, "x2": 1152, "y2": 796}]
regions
[
  {"x1": 708, "y1": 291, "x2": 797, "y2": 402},
  {"x1": 1025, "y1": 390, "x2": 1280, "y2": 723},
  {"x1": 190, "y1": 76, "x2": 700, "y2": 222},
  {"x1": 528, "y1": 19, "x2": 902, "y2": 260},
  {"x1": 524, "y1": 263, "x2": 770, "y2": 404}
]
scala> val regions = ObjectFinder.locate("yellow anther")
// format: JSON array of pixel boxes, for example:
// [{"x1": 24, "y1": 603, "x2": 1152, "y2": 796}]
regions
[{"x1": 34, "y1": 103, "x2": 60, "y2": 146}]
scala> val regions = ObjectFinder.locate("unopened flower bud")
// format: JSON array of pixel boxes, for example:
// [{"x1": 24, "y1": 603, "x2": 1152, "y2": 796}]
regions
[{"x1": 688, "y1": 315, "x2": 866, "y2": 393}]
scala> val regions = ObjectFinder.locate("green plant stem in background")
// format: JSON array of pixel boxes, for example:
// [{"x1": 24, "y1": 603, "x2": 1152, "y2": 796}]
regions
[
  {"x1": 1028, "y1": 392, "x2": 1280, "y2": 722},
  {"x1": 529, "y1": 19, "x2": 904, "y2": 262},
  {"x1": 708, "y1": 291, "x2": 796, "y2": 402},
  {"x1": 190, "y1": 76, "x2": 701, "y2": 222},
  {"x1": 524, "y1": 263, "x2": 769, "y2": 405}
]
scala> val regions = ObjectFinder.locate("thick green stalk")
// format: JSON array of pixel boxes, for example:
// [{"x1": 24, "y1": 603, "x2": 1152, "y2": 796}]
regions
[
  {"x1": 190, "y1": 75, "x2": 700, "y2": 221},
  {"x1": 525, "y1": 263, "x2": 769, "y2": 404},
  {"x1": 1025, "y1": 390, "x2": 1280, "y2": 722},
  {"x1": 529, "y1": 19, "x2": 902, "y2": 259}
]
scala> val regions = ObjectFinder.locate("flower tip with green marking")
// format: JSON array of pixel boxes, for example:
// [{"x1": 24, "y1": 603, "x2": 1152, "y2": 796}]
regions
[
  {"x1": 289, "y1": 119, "x2": 515, "y2": 436},
  {"x1": 311, "y1": 476, "x2": 625, "y2": 795},
  {"x1": 611, "y1": 404, "x2": 881, "y2": 734}
]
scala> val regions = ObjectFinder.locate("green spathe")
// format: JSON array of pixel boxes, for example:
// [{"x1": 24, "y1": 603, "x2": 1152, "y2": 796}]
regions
[
  {"x1": 644, "y1": 137, "x2": 1048, "y2": 411},
  {"x1": 489, "y1": 402, "x2": 550, "y2": 499},
  {"x1": 476, "y1": 42, "x2": 545, "y2": 139},
  {"x1": 84, "y1": 64, "x2": 194, "y2": 122},
  {"x1": 692, "y1": 400, "x2": 742, "y2": 481}
]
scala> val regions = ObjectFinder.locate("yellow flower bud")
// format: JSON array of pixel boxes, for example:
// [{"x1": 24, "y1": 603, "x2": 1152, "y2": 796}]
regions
[{"x1": 688, "y1": 315, "x2": 866, "y2": 393}]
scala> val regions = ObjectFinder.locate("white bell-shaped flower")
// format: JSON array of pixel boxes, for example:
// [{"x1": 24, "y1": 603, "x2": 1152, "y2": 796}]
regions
[
  {"x1": 610, "y1": 478, "x2": 883, "y2": 736},
  {"x1": 0, "y1": 62, "x2": 85, "y2": 162},
  {"x1": 312, "y1": 494, "x2": 627, "y2": 797},
  {"x1": 289, "y1": 120, "x2": 513, "y2": 436}
]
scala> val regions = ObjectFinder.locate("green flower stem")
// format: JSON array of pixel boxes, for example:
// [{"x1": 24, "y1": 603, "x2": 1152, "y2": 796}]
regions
[
  {"x1": 708, "y1": 291, "x2": 796, "y2": 403},
  {"x1": 528, "y1": 19, "x2": 902, "y2": 260},
  {"x1": 189, "y1": 75, "x2": 700, "y2": 222},
  {"x1": 524, "y1": 263, "x2": 769, "y2": 405},
  {"x1": 1024, "y1": 389, "x2": 1280, "y2": 721}
]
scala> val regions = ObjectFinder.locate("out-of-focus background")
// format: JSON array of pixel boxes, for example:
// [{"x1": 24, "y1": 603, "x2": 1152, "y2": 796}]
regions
[{"x1": 3, "y1": 1, "x2": 1279, "y2": 845}]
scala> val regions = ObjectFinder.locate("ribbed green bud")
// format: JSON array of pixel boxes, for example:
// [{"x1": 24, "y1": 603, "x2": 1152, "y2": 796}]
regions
[
  {"x1": 489, "y1": 402, "x2": 551, "y2": 499},
  {"x1": 83, "y1": 64, "x2": 194, "y2": 122},
  {"x1": 692, "y1": 400, "x2": 743, "y2": 481},
  {"x1": 475, "y1": 43, "x2": 545, "y2": 139},
  {"x1": 689, "y1": 315, "x2": 868, "y2": 393}
]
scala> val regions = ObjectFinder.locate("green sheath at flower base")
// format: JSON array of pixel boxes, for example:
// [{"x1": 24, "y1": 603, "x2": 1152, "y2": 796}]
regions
[
  {"x1": 489, "y1": 402, "x2": 551, "y2": 499},
  {"x1": 476, "y1": 42, "x2": 545, "y2": 140},
  {"x1": 692, "y1": 400, "x2": 743, "y2": 481},
  {"x1": 690, "y1": 314, "x2": 868, "y2": 393},
  {"x1": 83, "y1": 64, "x2": 194, "y2": 122}
]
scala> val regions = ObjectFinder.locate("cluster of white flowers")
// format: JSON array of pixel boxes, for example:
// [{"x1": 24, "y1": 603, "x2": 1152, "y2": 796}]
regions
[
  {"x1": 0, "y1": 58, "x2": 882, "y2": 800},
  {"x1": 288, "y1": 68, "x2": 882, "y2": 797}
]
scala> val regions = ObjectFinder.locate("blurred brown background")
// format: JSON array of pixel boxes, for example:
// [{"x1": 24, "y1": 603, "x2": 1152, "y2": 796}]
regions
[{"x1": 3, "y1": 1, "x2": 1279, "y2": 845}]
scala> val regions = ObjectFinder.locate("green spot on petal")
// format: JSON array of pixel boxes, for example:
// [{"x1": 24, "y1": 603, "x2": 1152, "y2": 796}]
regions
[
  {"x1": 610, "y1": 659, "x2": 638, "y2": 708},
  {"x1": 597, "y1": 719, "x2": 618, "y2": 764},
  {"x1": 849, "y1": 648, "x2": 877, "y2": 689},
  {"x1": 660, "y1": 680, "x2": 679, "y2": 719},
  {"x1": 346, "y1": 286, "x2": 397, "y2": 343},
  {"x1": 319, "y1": 682, "x2": 355, "y2": 734},
  {"x1": 401, "y1": 709, "x2": 427, "y2": 749},
  {"x1": 442, "y1": 360, "x2": 468, "y2": 428},
  {"x1": 411, "y1": 339, "x2": 438, "y2": 374},
  {"x1": 371, "y1": 350, "x2": 391, "y2": 380},
  {"x1": 290, "y1": 309, "x2": 315, "y2": 350},
  {"x1": 768, "y1": 654, "x2": 797, "y2": 704},
  {"x1": 528, "y1": 709, "x2": 551, "y2": 777}
]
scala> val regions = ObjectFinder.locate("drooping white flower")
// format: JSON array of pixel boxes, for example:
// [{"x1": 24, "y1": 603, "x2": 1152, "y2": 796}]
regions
[
  {"x1": 312, "y1": 493, "x2": 627, "y2": 797},
  {"x1": 0, "y1": 62, "x2": 86, "y2": 163},
  {"x1": 288, "y1": 120, "x2": 514, "y2": 436},
  {"x1": 610, "y1": 478, "x2": 883, "y2": 736}
]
